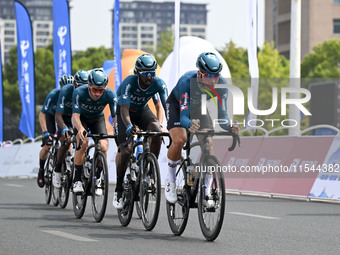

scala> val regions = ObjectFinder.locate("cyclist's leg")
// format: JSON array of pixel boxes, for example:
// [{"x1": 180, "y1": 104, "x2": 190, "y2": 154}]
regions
[
  {"x1": 73, "y1": 116, "x2": 89, "y2": 192},
  {"x1": 54, "y1": 116, "x2": 72, "y2": 188},
  {"x1": 136, "y1": 105, "x2": 162, "y2": 158},
  {"x1": 165, "y1": 98, "x2": 187, "y2": 203},
  {"x1": 114, "y1": 106, "x2": 132, "y2": 208}
]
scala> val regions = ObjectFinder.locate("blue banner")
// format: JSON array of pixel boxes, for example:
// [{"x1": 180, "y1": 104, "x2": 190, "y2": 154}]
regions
[
  {"x1": 53, "y1": 0, "x2": 72, "y2": 88},
  {"x1": 113, "y1": 0, "x2": 122, "y2": 89},
  {"x1": 0, "y1": 45, "x2": 3, "y2": 142},
  {"x1": 15, "y1": 1, "x2": 35, "y2": 138}
]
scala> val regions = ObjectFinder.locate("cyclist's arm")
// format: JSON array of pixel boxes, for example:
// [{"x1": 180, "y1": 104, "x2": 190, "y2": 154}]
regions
[
  {"x1": 55, "y1": 112, "x2": 66, "y2": 130},
  {"x1": 39, "y1": 112, "x2": 48, "y2": 132},
  {"x1": 179, "y1": 92, "x2": 191, "y2": 130},
  {"x1": 155, "y1": 101, "x2": 163, "y2": 124},
  {"x1": 217, "y1": 88, "x2": 232, "y2": 131},
  {"x1": 120, "y1": 104, "x2": 132, "y2": 127},
  {"x1": 72, "y1": 113, "x2": 86, "y2": 141}
]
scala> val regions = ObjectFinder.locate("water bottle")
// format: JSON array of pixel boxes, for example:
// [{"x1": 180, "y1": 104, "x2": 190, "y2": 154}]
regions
[
  {"x1": 84, "y1": 157, "x2": 91, "y2": 178},
  {"x1": 65, "y1": 155, "x2": 72, "y2": 172},
  {"x1": 187, "y1": 164, "x2": 194, "y2": 186},
  {"x1": 130, "y1": 161, "x2": 138, "y2": 181},
  {"x1": 136, "y1": 137, "x2": 143, "y2": 160}
]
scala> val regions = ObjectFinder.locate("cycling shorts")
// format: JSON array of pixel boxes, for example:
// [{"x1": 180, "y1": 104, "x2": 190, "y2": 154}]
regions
[{"x1": 116, "y1": 104, "x2": 158, "y2": 145}]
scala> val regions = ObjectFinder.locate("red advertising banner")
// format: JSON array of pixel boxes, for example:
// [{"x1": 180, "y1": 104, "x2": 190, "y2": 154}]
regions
[
  {"x1": 271, "y1": 136, "x2": 334, "y2": 196},
  {"x1": 213, "y1": 136, "x2": 335, "y2": 197}
]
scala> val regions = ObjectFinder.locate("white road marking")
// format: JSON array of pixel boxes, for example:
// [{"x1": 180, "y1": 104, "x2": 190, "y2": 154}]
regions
[
  {"x1": 41, "y1": 230, "x2": 97, "y2": 242},
  {"x1": 6, "y1": 184, "x2": 23, "y2": 188},
  {"x1": 228, "y1": 212, "x2": 281, "y2": 220}
]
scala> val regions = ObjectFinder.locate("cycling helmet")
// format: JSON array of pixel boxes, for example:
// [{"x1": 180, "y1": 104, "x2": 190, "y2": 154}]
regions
[
  {"x1": 134, "y1": 54, "x2": 157, "y2": 73},
  {"x1": 88, "y1": 68, "x2": 108, "y2": 87},
  {"x1": 196, "y1": 52, "x2": 223, "y2": 74},
  {"x1": 59, "y1": 75, "x2": 74, "y2": 87},
  {"x1": 74, "y1": 70, "x2": 89, "y2": 85}
]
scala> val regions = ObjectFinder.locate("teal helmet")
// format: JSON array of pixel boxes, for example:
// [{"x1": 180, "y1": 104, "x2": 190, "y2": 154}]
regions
[
  {"x1": 74, "y1": 70, "x2": 89, "y2": 85},
  {"x1": 59, "y1": 75, "x2": 74, "y2": 87},
  {"x1": 88, "y1": 68, "x2": 108, "y2": 87},
  {"x1": 196, "y1": 52, "x2": 223, "y2": 74},
  {"x1": 134, "y1": 54, "x2": 157, "y2": 73}
]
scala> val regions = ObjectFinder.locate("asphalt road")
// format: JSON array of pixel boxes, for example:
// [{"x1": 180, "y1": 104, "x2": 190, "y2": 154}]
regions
[{"x1": 0, "y1": 178, "x2": 339, "y2": 255}]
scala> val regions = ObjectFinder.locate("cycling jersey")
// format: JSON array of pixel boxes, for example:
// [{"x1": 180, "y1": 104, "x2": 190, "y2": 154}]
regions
[
  {"x1": 41, "y1": 88, "x2": 60, "y2": 115},
  {"x1": 56, "y1": 84, "x2": 74, "y2": 116},
  {"x1": 72, "y1": 85, "x2": 117, "y2": 119},
  {"x1": 117, "y1": 75, "x2": 168, "y2": 111},
  {"x1": 169, "y1": 70, "x2": 230, "y2": 130}
]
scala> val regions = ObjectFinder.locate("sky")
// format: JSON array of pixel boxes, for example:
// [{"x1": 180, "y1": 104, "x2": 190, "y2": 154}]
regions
[{"x1": 69, "y1": 0, "x2": 265, "y2": 51}]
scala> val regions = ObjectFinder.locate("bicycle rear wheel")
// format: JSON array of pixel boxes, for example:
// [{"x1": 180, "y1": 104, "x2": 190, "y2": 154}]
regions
[
  {"x1": 139, "y1": 153, "x2": 161, "y2": 231},
  {"x1": 117, "y1": 176, "x2": 134, "y2": 226},
  {"x1": 44, "y1": 153, "x2": 53, "y2": 205},
  {"x1": 166, "y1": 158, "x2": 190, "y2": 236},
  {"x1": 59, "y1": 161, "x2": 71, "y2": 209},
  {"x1": 91, "y1": 152, "x2": 109, "y2": 222},
  {"x1": 197, "y1": 156, "x2": 225, "y2": 241}
]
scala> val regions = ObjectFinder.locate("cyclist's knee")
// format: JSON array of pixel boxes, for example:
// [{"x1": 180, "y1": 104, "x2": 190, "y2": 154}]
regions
[
  {"x1": 100, "y1": 139, "x2": 108, "y2": 153},
  {"x1": 147, "y1": 121, "x2": 161, "y2": 132}
]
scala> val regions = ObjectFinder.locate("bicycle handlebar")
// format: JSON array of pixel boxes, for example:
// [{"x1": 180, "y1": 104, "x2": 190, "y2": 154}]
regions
[
  {"x1": 185, "y1": 130, "x2": 240, "y2": 152},
  {"x1": 76, "y1": 131, "x2": 117, "y2": 151}
]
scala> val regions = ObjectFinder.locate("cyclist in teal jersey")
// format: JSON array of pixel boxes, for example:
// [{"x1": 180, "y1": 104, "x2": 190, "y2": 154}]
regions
[
  {"x1": 113, "y1": 54, "x2": 168, "y2": 209},
  {"x1": 37, "y1": 80, "x2": 63, "y2": 188},
  {"x1": 165, "y1": 52, "x2": 239, "y2": 205},
  {"x1": 52, "y1": 71, "x2": 88, "y2": 188},
  {"x1": 72, "y1": 68, "x2": 117, "y2": 194}
]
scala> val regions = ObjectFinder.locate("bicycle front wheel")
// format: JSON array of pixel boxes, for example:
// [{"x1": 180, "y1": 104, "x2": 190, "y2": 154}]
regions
[
  {"x1": 139, "y1": 153, "x2": 161, "y2": 231},
  {"x1": 91, "y1": 152, "x2": 109, "y2": 222},
  {"x1": 44, "y1": 153, "x2": 53, "y2": 205},
  {"x1": 117, "y1": 178, "x2": 134, "y2": 226},
  {"x1": 197, "y1": 156, "x2": 225, "y2": 241},
  {"x1": 59, "y1": 161, "x2": 71, "y2": 209},
  {"x1": 72, "y1": 191, "x2": 87, "y2": 219},
  {"x1": 166, "y1": 157, "x2": 190, "y2": 236}
]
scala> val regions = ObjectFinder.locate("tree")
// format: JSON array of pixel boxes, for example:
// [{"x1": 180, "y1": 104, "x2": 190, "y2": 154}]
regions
[
  {"x1": 72, "y1": 46, "x2": 113, "y2": 73},
  {"x1": 301, "y1": 39, "x2": 340, "y2": 78},
  {"x1": 153, "y1": 29, "x2": 174, "y2": 66},
  {"x1": 221, "y1": 41, "x2": 249, "y2": 78}
]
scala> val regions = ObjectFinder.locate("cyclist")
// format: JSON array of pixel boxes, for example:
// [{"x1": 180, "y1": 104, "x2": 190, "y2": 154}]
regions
[
  {"x1": 113, "y1": 54, "x2": 168, "y2": 209},
  {"x1": 166, "y1": 52, "x2": 239, "y2": 205},
  {"x1": 53, "y1": 71, "x2": 88, "y2": 188},
  {"x1": 37, "y1": 78, "x2": 64, "y2": 187},
  {"x1": 72, "y1": 68, "x2": 117, "y2": 194}
]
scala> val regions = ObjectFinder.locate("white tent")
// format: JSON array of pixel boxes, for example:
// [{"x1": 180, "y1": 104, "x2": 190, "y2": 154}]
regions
[
  {"x1": 159, "y1": 36, "x2": 232, "y2": 93},
  {"x1": 159, "y1": 36, "x2": 233, "y2": 124}
]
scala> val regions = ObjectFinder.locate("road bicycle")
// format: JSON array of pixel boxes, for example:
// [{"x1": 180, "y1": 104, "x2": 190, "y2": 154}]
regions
[
  {"x1": 72, "y1": 133, "x2": 117, "y2": 222},
  {"x1": 166, "y1": 129, "x2": 239, "y2": 241},
  {"x1": 117, "y1": 130, "x2": 170, "y2": 231},
  {"x1": 43, "y1": 135, "x2": 60, "y2": 206},
  {"x1": 58, "y1": 135, "x2": 76, "y2": 209}
]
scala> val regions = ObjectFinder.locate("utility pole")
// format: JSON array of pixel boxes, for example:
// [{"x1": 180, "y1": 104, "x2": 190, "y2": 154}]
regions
[{"x1": 289, "y1": 0, "x2": 301, "y2": 136}]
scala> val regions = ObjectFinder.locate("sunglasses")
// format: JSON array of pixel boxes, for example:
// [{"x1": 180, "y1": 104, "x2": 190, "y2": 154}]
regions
[
  {"x1": 89, "y1": 85, "x2": 106, "y2": 94},
  {"x1": 139, "y1": 71, "x2": 156, "y2": 78},
  {"x1": 201, "y1": 72, "x2": 220, "y2": 79}
]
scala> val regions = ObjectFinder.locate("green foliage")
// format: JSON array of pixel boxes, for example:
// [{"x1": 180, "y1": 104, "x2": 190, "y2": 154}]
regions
[
  {"x1": 258, "y1": 42, "x2": 290, "y2": 78},
  {"x1": 72, "y1": 46, "x2": 113, "y2": 73},
  {"x1": 153, "y1": 29, "x2": 174, "y2": 66},
  {"x1": 221, "y1": 41, "x2": 249, "y2": 78},
  {"x1": 301, "y1": 39, "x2": 340, "y2": 78}
]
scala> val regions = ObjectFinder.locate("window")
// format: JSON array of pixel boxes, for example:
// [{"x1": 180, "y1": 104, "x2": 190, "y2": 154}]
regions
[
  {"x1": 334, "y1": 19, "x2": 340, "y2": 34},
  {"x1": 278, "y1": 21, "x2": 290, "y2": 45},
  {"x1": 334, "y1": 0, "x2": 340, "y2": 3}
]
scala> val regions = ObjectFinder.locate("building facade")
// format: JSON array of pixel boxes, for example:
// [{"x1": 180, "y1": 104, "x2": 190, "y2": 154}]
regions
[
  {"x1": 113, "y1": 0, "x2": 207, "y2": 52},
  {"x1": 0, "y1": 0, "x2": 53, "y2": 64},
  {"x1": 265, "y1": 0, "x2": 340, "y2": 60}
]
